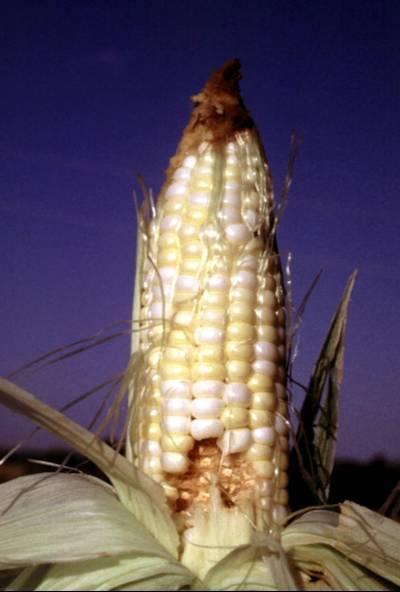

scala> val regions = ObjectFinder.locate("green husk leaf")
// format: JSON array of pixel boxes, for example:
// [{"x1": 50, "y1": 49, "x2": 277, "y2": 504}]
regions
[
  {"x1": 291, "y1": 271, "x2": 357, "y2": 506},
  {"x1": 0, "y1": 473, "x2": 173, "y2": 569},
  {"x1": 282, "y1": 501, "x2": 400, "y2": 587},
  {"x1": 0, "y1": 377, "x2": 179, "y2": 558},
  {"x1": 203, "y1": 538, "x2": 298, "y2": 591},
  {"x1": 6, "y1": 555, "x2": 194, "y2": 592}
]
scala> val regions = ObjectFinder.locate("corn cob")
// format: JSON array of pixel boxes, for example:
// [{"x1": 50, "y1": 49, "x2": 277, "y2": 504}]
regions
[{"x1": 130, "y1": 60, "x2": 289, "y2": 576}]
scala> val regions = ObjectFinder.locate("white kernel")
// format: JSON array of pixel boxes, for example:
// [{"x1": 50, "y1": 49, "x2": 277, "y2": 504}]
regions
[
  {"x1": 226, "y1": 224, "x2": 252, "y2": 245},
  {"x1": 160, "y1": 215, "x2": 181, "y2": 232},
  {"x1": 162, "y1": 398, "x2": 191, "y2": 416},
  {"x1": 183, "y1": 155, "x2": 197, "y2": 168},
  {"x1": 160, "y1": 380, "x2": 191, "y2": 399},
  {"x1": 161, "y1": 452, "x2": 189, "y2": 474},
  {"x1": 143, "y1": 456, "x2": 162, "y2": 474},
  {"x1": 238, "y1": 255, "x2": 258, "y2": 272},
  {"x1": 255, "y1": 342, "x2": 279, "y2": 362},
  {"x1": 190, "y1": 192, "x2": 210, "y2": 206},
  {"x1": 243, "y1": 209, "x2": 261, "y2": 229},
  {"x1": 207, "y1": 274, "x2": 230, "y2": 291},
  {"x1": 252, "y1": 426, "x2": 276, "y2": 446},
  {"x1": 152, "y1": 284, "x2": 173, "y2": 300},
  {"x1": 220, "y1": 207, "x2": 242, "y2": 226},
  {"x1": 173, "y1": 310, "x2": 194, "y2": 327},
  {"x1": 191, "y1": 397, "x2": 223, "y2": 418},
  {"x1": 140, "y1": 440, "x2": 161, "y2": 456},
  {"x1": 225, "y1": 180, "x2": 240, "y2": 190},
  {"x1": 226, "y1": 154, "x2": 239, "y2": 165},
  {"x1": 173, "y1": 167, "x2": 191, "y2": 181},
  {"x1": 162, "y1": 415, "x2": 191, "y2": 434},
  {"x1": 190, "y1": 418, "x2": 224, "y2": 440},
  {"x1": 195, "y1": 327, "x2": 225, "y2": 345},
  {"x1": 165, "y1": 182, "x2": 187, "y2": 198},
  {"x1": 232, "y1": 270, "x2": 257, "y2": 290},
  {"x1": 176, "y1": 275, "x2": 200, "y2": 292},
  {"x1": 159, "y1": 267, "x2": 177, "y2": 282},
  {"x1": 192, "y1": 380, "x2": 224, "y2": 398},
  {"x1": 252, "y1": 360, "x2": 277, "y2": 377},
  {"x1": 222, "y1": 190, "x2": 241, "y2": 208},
  {"x1": 223, "y1": 383, "x2": 251, "y2": 407},
  {"x1": 226, "y1": 142, "x2": 237, "y2": 154},
  {"x1": 150, "y1": 302, "x2": 171, "y2": 319},
  {"x1": 199, "y1": 308, "x2": 225, "y2": 327}
]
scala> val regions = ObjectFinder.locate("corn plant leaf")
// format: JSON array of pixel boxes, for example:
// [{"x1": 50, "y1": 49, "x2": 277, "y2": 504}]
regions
[
  {"x1": 6, "y1": 555, "x2": 194, "y2": 592},
  {"x1": 203, "y1": 538, "x2": 298, "y2": 591},
  {"x1": 290, "y1": 271, "x2": 357, "y2": 507},
  {"x1": 0, "y1": 473, "x2": 175, "y2": 570},
  {"x1": 0, "y1": 377, "x2": 179, "y2": 558},
  {"x1": 282, "y1": 501, "x2": 400, "y2": 587}
]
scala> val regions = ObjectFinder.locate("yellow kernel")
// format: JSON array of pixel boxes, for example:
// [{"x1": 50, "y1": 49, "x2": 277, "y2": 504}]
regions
[
  {"x1": 248, "y1": 373, "x2": 275, "y2": 392},
  {"x1": 180, "y1": 258, "x2": 201, "y2": 274},
  {"x1": 157, "y1": 248, "x2": 180, "y2": 267},
  {"x1": 256, "y1": 325, "x2": 278, "y2": 343},
  {"x1": 277, "y1": 452, "x2": 289, "y2": 471},
  {"x1": 199, "y1": 308, "x2": 226, "y2": 327},
  {"x1": 148, "y1": 348, "x2": 162, "y2": 368},
  {"x1": 143, "y1": 422, "x2": 161, "y2": 440},
  {"x1": 243, "y1": 237, "x2": 263, "y2": 254},
  {"x1": 225, "y1": 342, "x2": 254, "y2": 362},
  {"x1": 221, "y1": 407, "x2": 249, "y2": 429},
  {"x1": 231, "y1": 287, "x2": 257, "y2": 305},
  {"x1": 263, "y1": 276, "x2": 277, "y2": 292},
  {"x1": 203, "y1": 291, "x2": 229, "y2": 307},
  {"x1": 249, "y1": 409, "x2": 274, "y2": 428},
  {"x1": 227, "y1": 322, "x2": 256, "y2": 342},
  {"x1": 277, "y1": 471, "x2": 289, "y2": 488},
  {"x1": 158, "y1": 232, "x2": 179, "y2": 249},
  {"x1": 143, "y1": 405, "x2": 160, "y2": 423},
  {"x1": 252, "y1": 460, "x2": 274, "y2": 478},
  {"x1": 197, "y1": 344, "x2": 224, "y2": 363},
  {"x1": 169, "y1": 329, "x2": 191, "y2": 346},
  {"x1": 160, "y1": 363, "x2": 190, "y2": 381},
  {"x1": 274, "y1": 489, "x2": 289, "y2": 506},
  {"x1": 161, "y1": 433, "x2": 194, "y2": 453},
  {"x1": 190, "y1": 206, "x2": 208, "y2": 224},
  {"x1": 180, "y1": 223, "x2": 199, "y2": 242},
  {"x1": 246, "y1": 443, "x2": 274, "y2": 462},
  {"x1": 164, "y1": 196, "x2": 185, "y2": 214},
  {"x1": 228, "y1": 301, "x2": 256, "y2": 324},
  {"x1": 252, "y1": 391, "x2": 278, "y2": 411},
  {"x1": 226, "y1": 360, "x2": 252, "y2": 382},
  {"x1": 182, "y1": 241, "x2": 203, "y2": 257},
  {"x1": 256, "y1": 310, "x2": 278, "y2": 326},
  {"x1": 164, "y1": 346, "x2": 190, "y2": 365},
  {"x1": 192, "y1": 362, "x2": 225, "y2": 381}
]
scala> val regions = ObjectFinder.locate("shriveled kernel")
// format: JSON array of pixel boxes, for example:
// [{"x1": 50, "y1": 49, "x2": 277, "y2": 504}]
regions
[
  {"x1": 249, "y1": 409, "x2": 274, "y2": 429},
  {"x1": 161, "y1": 433, "x2": 195, "y2": 453},
  {"x1": 221, "y1": 407, "x2": 249, "y2": 429},
  {"x1": 246, "y1": 442, "x2": 274, "y2": 462},
  {"x1": 227, "y1": 322, "x2": 256, "y2": 342},
  {"x1": 192, "y1": 362, "x2": 225, "y2": 381},
  {"x1": 226, "y1": 360, "x2": 252, "y2": 382}
]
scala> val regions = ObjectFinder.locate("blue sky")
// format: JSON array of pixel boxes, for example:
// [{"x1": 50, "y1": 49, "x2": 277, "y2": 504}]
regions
[{"x1": 1, "y1": 0, "x2": 399, "y2": 460}]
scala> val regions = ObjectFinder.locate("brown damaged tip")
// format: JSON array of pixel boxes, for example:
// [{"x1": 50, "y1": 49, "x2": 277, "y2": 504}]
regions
[{"x1": 166, "y1": 59, "x2": 255, "y2": 177}]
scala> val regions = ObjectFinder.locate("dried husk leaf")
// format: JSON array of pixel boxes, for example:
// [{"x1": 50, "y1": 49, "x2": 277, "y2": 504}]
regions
[{"x1": 0, "y1": 377, "x2": 179, "y2": 558}]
